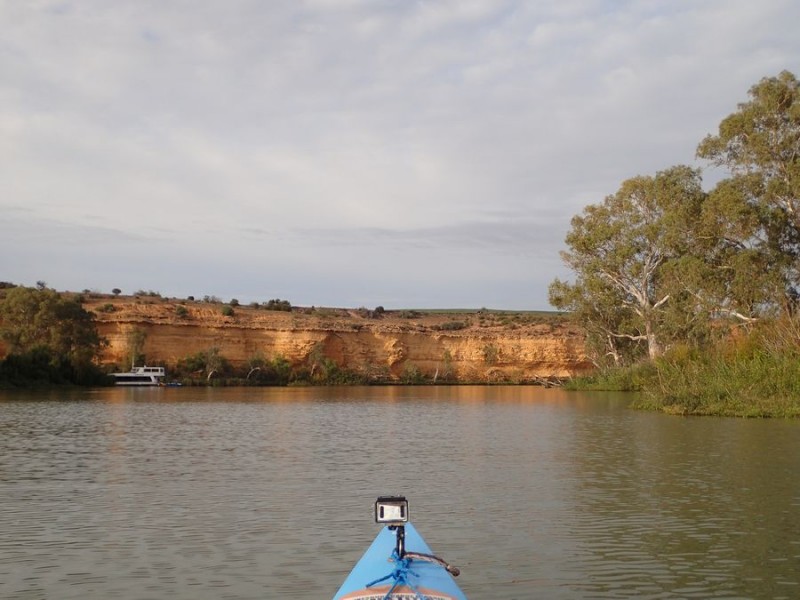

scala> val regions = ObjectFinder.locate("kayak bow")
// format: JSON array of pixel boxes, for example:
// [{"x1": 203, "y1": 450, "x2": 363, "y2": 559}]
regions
[{"x1": 333, "y1": 497, "x2": 467, "y2": 600}]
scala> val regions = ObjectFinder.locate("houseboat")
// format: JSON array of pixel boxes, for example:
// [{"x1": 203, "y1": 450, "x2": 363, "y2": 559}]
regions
[{"x1": 111, "y1": 366, "x2": 166, "y2": 386}]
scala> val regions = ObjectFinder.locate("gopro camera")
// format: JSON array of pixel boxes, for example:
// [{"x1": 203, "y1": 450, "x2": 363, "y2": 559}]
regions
[{"x1": 375, "y1": 496, "x2": 409, "y2": 525}]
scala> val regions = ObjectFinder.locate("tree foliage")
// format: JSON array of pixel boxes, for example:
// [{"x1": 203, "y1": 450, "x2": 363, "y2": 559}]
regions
[
  {"x1": 0, "y1": 287, "x2": 106, "y2": 384},
  {"x1": 552, "y1": 70, "x2": 800, "y2": 367},
  {"x1": 0, "y1": 287, "x2": 104, "y2": 365},
  {"x1": 697, "y1": 70, "x2": 800, "y2": 305},
  {"x1": 550, "y1": 166, "x2": 706, "y2": 360},
  {"x1": 126, "y1": 327, "x2": 147, "y2": 369},
  {"x1": 264, "y1": 298, "x2": 292, "y2": 312}
]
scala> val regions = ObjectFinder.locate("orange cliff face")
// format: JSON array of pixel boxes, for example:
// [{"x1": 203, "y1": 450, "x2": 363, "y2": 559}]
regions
[{"x1": 81, "y1": 298, "x2": 594, "y2": 382}]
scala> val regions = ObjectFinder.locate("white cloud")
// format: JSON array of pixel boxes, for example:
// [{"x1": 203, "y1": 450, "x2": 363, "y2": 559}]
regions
[{"x1": 1, "y1": 0, "x2": 799, "y2": 308}]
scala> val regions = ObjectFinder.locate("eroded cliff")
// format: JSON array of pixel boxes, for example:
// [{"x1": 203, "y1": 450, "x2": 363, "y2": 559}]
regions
[{"x1": 85, "y1": 297, "x2": 592, "y2": 383}]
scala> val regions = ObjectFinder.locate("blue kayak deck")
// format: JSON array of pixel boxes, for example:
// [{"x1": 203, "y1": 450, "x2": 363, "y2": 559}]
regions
[{"x1": 333, "y1": 523, "x2": 467, "y2": 600}]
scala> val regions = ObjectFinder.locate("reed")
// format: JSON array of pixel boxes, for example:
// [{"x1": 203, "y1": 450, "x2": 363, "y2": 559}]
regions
[
  {"x1": 636, "y1": 344, "x2": 800, "y2": 418},
  {"x1": 569, "y1": 318, "x2": 800, "y2": 417}
]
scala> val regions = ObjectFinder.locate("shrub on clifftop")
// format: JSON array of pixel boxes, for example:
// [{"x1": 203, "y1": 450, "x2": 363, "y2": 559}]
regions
[{"x1": 264, "y1": 299, "x2": 291, "y2": 312}]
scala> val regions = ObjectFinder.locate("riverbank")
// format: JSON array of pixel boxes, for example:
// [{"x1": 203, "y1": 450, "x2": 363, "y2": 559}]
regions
[{"x1": 566, "y1": 345, "x2": 800, "y2": 418}]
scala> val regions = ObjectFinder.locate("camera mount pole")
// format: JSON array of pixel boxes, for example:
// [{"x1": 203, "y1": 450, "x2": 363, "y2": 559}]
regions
[
  {"x1": 397, "y1": 524, "x2": 405, "y2": 558},
  {"x1": 389, "y1": 524, "x2": 406, "y2": 558}
]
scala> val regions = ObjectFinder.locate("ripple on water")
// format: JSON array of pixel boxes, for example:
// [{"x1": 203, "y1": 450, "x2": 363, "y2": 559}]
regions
[{"x1": 1, "y1": 387, "x2": 799, "y2": 599}]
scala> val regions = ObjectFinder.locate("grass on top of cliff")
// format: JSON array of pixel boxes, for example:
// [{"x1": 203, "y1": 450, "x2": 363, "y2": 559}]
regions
[
  {"x1": 82, "y1": 293, "x2": 569, "y2": 333},
  {"x1": 404, "y1": 308, "x2": 565, "y2": 316}
]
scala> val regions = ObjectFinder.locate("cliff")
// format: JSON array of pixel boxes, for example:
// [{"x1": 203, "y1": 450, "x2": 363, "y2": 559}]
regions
[{"x1": 83, "y1": 297, "x2": 592, "y2": 383}]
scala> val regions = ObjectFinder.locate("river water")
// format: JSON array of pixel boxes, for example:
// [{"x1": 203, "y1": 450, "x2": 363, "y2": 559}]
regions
[{"x1": 1, "y1": 386, "x2": 798, "y2": 599}]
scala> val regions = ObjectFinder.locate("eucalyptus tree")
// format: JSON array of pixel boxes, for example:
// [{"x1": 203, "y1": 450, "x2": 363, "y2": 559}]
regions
[
  {"x1": 697, "y1": 70, "x2": 800, "y2": 309},
  {"x1": 549, "y1": 275, "x2": 640, "y2": 366},
  {"x1": 126, "y1": 327, "x2": 147, "y2": 369},
  {"x1": 681, "y1": 176, "x2": 787, "y2": 322},
  {"x1": 0, "y1": 286, "x2": 104, "y2": 368},
  {"x1": 549, "y1": 165, "x2": 706, "y2": 361}
]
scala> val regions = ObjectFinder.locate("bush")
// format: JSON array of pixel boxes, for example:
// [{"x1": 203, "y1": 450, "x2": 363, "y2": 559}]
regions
[
  {"x1": 221, "y1": 305, "x2": 234, "y2": 317},
  {"x1": 398, "y1": 310, "x2": 420, "y2": 319},
  {"x1": 401, "y1": 362, "x2": 425, "y2": 384},
  {"x1": 566, "y1": 361, "x2": 657, "y2": 392},
  {"x1": 174, "y1": 347, "x2": 231, "y2": 380},
  {"x1": 356, "y1": 306, "x2": 385, "y2": 319},
  {"x1": 175, "y1": 305, "x2": 188, "y2": 318},
  {"x1": 434, "y1": 321, "x2": 467, "y2": 331},
  {"x1": 1, "y1": 286, "x2": 104, "y2": 372},
  {"x1": 482, "y1": 344, "x2": 499, "y2": 364},
  {"x1": 264, "y1": 298, "x2": 292, "y2": 312},
  {"x1": 0, "y1": 347, "x2": 109, "y2": 386},
  {"x1": 98, "y1": 303, "x2": 116, "y2": 313}
]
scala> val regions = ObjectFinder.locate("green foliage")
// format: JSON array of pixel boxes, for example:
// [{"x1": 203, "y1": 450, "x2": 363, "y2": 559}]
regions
[
  {"x1": 175, "y1": 305, "x2": 189, "y2": 318},
  {"x1": 175, "y1": 351, "x2": 206, "y2": 375},
  {"x1": 356, "y1": 306, "x2": 385, "y2": 319},
  {"x1": 439, "y1": 349, "x2": 455, "y2": 382},
  {"x1": 229, "y1": 298, "x2": 239, "y2": 306},
  {"x1": 570, "y1": 323, "x2": 800, "y2": 417},
  {"x1": 697, "y1": 70, "x2": 800, "y2": 308},
  {"x1": 553, "y1": 71, "x2": 800, "y2": 377},
  {"x1": 0, "y1": 286, "x2": 104, "y2": 373},
  {"x1": 221, "y1": 305, "x2": 235, "y2": 317},
  {"x1": 0, "y1": 287, "x2": 106, "y2": 386},
  {"x1": 174, "y1": 346, "x2": 231, "y2": 380},
  {"x1": 264, "y1": 298, "x2": 292, "y2": 312},
  {"x1": 270, "y1": 355, "x2": 291, "y2": 384},
  {"x1": 98, "y1": 303, "x2": 116, "y2": 313},
  {"x1": 112, "y1": 288, "x2": 121, "y2": 296},
  {"x1": 0, "y1": 346, "x2": 109, "y2": 387},
  {"x1": 565, "y1": 361, "x2": 658, "y2": 392},
  {"x1": 401, "y1": 362, "x2": 424, "y2": 384},
  {"x1": 482, "y1": 344, "x2": 499, "y2": 365},
  {"x1": 634, "y1": 336, "x2": 800, "y2": 418},
  {"x1": 551, "y1": 165, "x2": 707, "y2": 362},
  {"x1": 303, "y1": 342, "x2": 362, "y2": 384},
  {"x1": 126, "y1": 327, "x2": 147, "y2": 369},
  {"x1": 398, "y1": 310, "x2": 421, "y2": 319}
]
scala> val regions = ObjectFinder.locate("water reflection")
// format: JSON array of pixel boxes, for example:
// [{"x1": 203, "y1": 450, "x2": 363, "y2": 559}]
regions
[
  {"x1": 0, "y1": 387, "x2": 798, "y2": 599},
  {"x1": 567, "y1": 413, "x2": 800, "y2": 598}
]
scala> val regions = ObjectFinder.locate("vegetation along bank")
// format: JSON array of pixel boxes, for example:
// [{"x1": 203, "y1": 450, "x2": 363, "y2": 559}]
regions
[{"x1": 550, "y1": 71, "x2": 800, "y2": 418}]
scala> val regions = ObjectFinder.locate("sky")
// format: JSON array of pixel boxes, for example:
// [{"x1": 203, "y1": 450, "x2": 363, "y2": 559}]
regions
[{"x1": 2, "y1": 1, "x2": 799, "y2": 310}]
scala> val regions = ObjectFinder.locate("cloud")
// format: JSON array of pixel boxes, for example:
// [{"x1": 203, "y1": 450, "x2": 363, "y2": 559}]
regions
[{"x1": 1, "y1": 0, "x2": 799, "y2": 308}]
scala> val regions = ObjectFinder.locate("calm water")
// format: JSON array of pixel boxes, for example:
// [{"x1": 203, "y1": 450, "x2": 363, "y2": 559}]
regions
[{"x1": 1, "y1": 386, "x2": 799, "y2": 599}]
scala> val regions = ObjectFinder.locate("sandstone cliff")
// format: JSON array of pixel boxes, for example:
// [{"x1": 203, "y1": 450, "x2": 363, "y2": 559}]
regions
[{"x1": 84, "y1": 297, "x2": 592, "y2": 383}]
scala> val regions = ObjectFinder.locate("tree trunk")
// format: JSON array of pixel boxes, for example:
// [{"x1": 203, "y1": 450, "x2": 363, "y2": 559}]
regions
[{"x1": 645, "y1": 319, "x2": 662, "y2": 359}]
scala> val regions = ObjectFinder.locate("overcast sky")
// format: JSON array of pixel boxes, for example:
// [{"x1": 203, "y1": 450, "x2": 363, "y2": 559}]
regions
[{"x1": 2, "y1": 1, "x2": 799, "y2": 309}]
